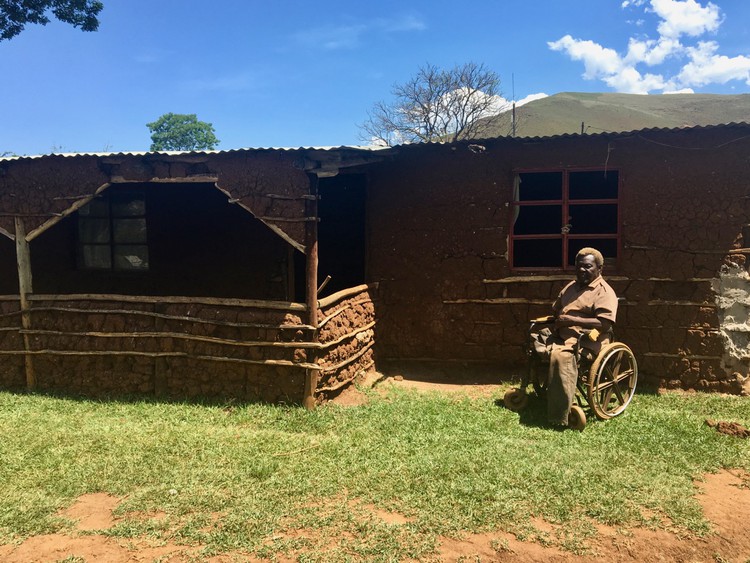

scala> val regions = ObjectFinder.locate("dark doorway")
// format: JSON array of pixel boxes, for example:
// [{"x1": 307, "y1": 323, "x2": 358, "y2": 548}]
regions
[
  {"x1": 317, "y1": 173, "x2": 367, "y2": 297},
  {"x1": 291, "y1": 173, "x2": 367, "y2": 302}
]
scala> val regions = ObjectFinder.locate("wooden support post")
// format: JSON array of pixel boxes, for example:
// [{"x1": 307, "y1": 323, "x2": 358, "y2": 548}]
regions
[
  {"x1": 303, "y1": 174, "x2": 319, "y2": 410},
  {"x1": 14, "y1": 217, "x2": 36, "y2": 390}
]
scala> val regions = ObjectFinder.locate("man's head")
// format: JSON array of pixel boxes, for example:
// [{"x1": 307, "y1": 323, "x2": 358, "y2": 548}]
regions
[{"x1": 575, "y1": 247, "x2": 603, "y2": 286}]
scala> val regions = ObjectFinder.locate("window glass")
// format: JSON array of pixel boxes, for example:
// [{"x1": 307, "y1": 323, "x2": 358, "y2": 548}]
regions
[
  {"x1": 78, "y1": 219, "x2": 111, "y2": 243},
  {"x1": 112, "y1": 198, "x2": 146, "y2": 216},
  {"x1": 113, "y1": 218, "x2": 148, "y2": 243},
  {"x1": 81, "y1": 245, "x2": 112, "y2": 269},
  {"x1": 114, "y1": 245, "x2": 149, "y2": 270},
  {"x1": 78, "y1": 192, "x2": 148, "y2": 271},
  {"x1": 77, "y1": 198, "x2": 109, "y2": 217}
]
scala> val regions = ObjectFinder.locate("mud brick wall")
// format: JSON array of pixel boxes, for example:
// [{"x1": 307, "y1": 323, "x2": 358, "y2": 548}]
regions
[
  {"x1": 316, "y1": 285, "x2": 377, "y2": 398},
  {"x1": 367, "y1": 126, "x2": 750, "y2": 393},
  {"x1": 0, "y1": 298, "x2": 24, "y2": 389},
  {"x1": 0, "y1": 295, "x2": 314, "y2": 402}
]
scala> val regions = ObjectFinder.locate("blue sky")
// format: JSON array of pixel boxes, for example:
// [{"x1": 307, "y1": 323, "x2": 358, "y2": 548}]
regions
[{"x1": 2, "y1": 0, "x2": 749, "y2": 155}]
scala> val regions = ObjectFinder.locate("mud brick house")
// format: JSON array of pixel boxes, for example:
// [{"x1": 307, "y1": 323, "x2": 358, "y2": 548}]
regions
[{"x1": 1, "y1": 122, "x2": 750, "y2": 403}]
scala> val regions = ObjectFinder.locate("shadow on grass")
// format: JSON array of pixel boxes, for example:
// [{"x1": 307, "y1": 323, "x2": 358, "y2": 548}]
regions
[{"x1": 494, "y1": 392, "x2": 550, "y2": 429}]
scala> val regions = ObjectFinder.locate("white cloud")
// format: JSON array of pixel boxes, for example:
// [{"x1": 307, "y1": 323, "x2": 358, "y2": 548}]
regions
[
  {"x1": 650, "y1": 0, "x2": 721, "y2": 39},
  {"x1": 291, "y1": 14, "x2": 426, "y2": 51},
  {"x1": 550, "y1": 0, "x2": 747, "y2": 93},
  {"x1": 625, "y1": 37, "x2": 681, "y2": 65},
  {"x1": 516, "y1": 93, "x2": 548, "y2": 106},
  {"x1": 548, "y1": 36, "x2": 623, "y2": 79},
  {"x1": 678, "y1": 41, "x2": 750, "y2": 86}
]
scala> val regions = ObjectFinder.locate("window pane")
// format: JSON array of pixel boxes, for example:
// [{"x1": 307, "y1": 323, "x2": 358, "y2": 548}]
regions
[
  {"x1": 114, "y1": 245, "x2": 149, "y2": 270},
  {"x1": 78, "y1": 199, "x2": 109, "y2": 217},
  {"x1": 517, "y1": 172, "x2": 562, "y2": 201},
  {"x1": 513, "y1": 205, "x2": 562, "y2": 235},
  {"x1": 78, "y1": 218, "x2": 111, "y2": 243},
  {"x1": 113, "y1": 218, "x2": 147, "y2": 243},
  {"x1": 569, "y1": 204, "x2": 618, "y2": 234},
  {"x1": 81, "y1": 245, "x2": 111, "y2": 269},
  {"x1": 513, "y1": 238, "x2": 562, "y2": 268},
  {"x1": 567, "y1": 238, "x2": 618, "y2": 267},
  {"x1": 569, "y1": 171, "x2": 618, "y2": 200},
  {"x1": 112, "y1": 198, "x2": 145, "y2": 216}
]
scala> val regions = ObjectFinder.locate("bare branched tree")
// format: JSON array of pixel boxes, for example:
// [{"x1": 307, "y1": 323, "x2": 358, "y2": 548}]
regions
[{"x1": 359, "y1": 62, "x2": 508, "y2": 146}]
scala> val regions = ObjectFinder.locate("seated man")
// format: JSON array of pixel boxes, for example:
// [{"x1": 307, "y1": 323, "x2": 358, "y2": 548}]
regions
[{"x1": 547, "y1": 247, "x2": 618, "y2": 427}]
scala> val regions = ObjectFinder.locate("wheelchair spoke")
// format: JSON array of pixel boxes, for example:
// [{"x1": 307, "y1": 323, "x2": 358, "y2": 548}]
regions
[{"x1": 588, "y1": 344, "x2": 639, "y2": 420}]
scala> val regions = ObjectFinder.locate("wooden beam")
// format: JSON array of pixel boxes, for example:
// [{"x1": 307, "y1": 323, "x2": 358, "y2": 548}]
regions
[
  {"x1": 14, "y1": 217, "x2": 35, "y2": 390},
  {"x1": 303, "y1": 174, "x2": 320, "y2": 410},
  {"x1": 26, "y1": 182, "x2": 111, "y2": 242}
]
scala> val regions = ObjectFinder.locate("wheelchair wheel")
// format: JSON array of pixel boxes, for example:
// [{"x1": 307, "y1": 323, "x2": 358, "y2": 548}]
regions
[
  {"x1": 568, "y1": 405, "x2": 586, "y2": 430},
  {"x1": 587, "y1": 342, "x2": 638, "y2": 420},
  {"x1": 503, "y1": 388, "x2": 529, "y2": 411}
]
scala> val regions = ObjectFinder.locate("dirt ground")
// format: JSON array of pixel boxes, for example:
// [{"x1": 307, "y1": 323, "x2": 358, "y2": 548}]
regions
[{"x1": 1, "y1": 375, "x2": 748, "y2": 563}]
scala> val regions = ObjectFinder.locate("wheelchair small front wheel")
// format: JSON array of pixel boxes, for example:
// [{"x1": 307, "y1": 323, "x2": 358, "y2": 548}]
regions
[
  {"x1": 503, "y1": 388, "x2": 529, "y2": 411},
  {"x1": 568, "y1": 405, "x2": 587, "y2": 430}
]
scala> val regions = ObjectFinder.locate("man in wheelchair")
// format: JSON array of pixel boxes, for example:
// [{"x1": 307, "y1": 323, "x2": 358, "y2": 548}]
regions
[
  {"x1": 536, "y1": 247, "x2": 618, "y2": 427},
  {"x1": 505, "y1": 247, "x2": 638, "y2": 428}
]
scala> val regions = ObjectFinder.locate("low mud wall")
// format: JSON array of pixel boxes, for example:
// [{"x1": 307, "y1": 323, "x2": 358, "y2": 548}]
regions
[
  {"x1": 315, "y1": 284, "x2": 377, "y2": 400},
  {"x1": 0, "y1": 294, "x2": 317, "y2": 402}
]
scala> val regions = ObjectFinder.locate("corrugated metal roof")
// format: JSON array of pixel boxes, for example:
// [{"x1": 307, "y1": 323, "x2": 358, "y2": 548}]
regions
[
  {"x1": 473, "y1": 120, "x2": 750, "y2": 143},
  {"x1": 0, "y1": 145, "x2": 390, "y2": 162},
  {"x1": 3, "y1": 122, "x2": 749, "y2": 162}
]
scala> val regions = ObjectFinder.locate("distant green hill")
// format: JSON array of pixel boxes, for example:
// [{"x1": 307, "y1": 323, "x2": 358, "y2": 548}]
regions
[{"x1": 478, "y1": 92, "x2": 750, "y2": 138}]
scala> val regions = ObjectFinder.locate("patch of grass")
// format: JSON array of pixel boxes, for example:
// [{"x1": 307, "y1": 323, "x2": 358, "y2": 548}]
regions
[{"x1": 0, "y1": 387, "x2": 747, "y2": 560}]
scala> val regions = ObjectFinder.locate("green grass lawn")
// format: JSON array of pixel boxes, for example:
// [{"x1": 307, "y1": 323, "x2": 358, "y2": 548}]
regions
[{"x1": 0, "y1": 385, "x2": 748, "y2": 561}]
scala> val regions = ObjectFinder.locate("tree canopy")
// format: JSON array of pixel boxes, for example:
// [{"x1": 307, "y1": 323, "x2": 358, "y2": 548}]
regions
[
  {"x1": 0, "y1": 0, "x2": 103, "y2": 41},
  {"x1": 147, "y1": 113, "x2": 220, "y2": 152},
  {"x1": 359, "y1": 62, "x2": 507, "y2": 146}
]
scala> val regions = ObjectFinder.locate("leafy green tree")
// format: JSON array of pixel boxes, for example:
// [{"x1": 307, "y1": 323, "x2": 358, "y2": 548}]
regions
[
  {"x1": 147, "y1": 113, "x2": 220, "y2": 152},
  {"x1": 1, "y1": 0, "x2": 103, "y2": 41}
]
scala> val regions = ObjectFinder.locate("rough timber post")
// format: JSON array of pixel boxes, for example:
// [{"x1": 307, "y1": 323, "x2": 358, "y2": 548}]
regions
[
  {"x1": 14, "y1": 217, "x2": 36, "y2": 390},
  {"x1": 302, "y1": 174, "x2": 320, "y2": 410}
]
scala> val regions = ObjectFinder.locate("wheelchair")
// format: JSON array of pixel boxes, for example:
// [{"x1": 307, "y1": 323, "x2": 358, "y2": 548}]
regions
[{"x1": 503, "y1": 315, "x2": 638, "y2": 430}]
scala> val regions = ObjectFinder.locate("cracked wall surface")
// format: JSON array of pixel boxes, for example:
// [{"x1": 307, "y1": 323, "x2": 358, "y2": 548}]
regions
[{"x1": 367, "y1": 125, "x2": 750, "y2": 394}]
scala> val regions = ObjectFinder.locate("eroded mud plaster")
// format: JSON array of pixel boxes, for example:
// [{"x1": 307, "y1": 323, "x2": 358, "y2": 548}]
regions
[{"x1": 713, "y1": 262, "x2": 750, "y2": 395}]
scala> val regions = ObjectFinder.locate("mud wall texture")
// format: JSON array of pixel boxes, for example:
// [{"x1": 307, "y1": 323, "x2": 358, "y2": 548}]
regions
[
  {"x1": 0, "y1": 295, "x2": 314, "y2": 402},
  {"x1": 315, "y1": 284, "x2": 377, "y2": 400},
  {"x1": 366, "y1": 125, "x2": 750, "y2": 394},
  {"x1": 0, "y1": 150, "x2": 311, "y2": 250}
]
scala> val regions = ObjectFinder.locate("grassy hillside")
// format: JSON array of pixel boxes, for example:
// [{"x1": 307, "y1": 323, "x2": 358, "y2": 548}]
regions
[{"x1": 479, "y1": 92, "x2": 750, "y2": 138}]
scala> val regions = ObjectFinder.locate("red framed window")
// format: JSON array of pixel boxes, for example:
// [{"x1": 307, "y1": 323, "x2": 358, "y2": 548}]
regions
[{"x1": 510, "y1": 169, "x2": 619, "y2": 270}]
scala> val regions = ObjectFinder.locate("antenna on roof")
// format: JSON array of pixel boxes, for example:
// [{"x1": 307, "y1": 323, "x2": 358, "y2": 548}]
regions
[{"x1": 511, "y1": 73, "x2": 516, "y2": 137}]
